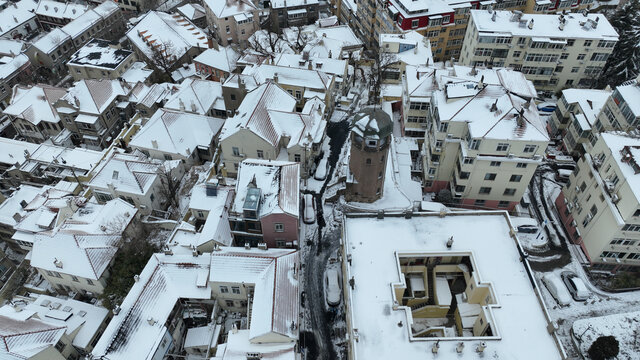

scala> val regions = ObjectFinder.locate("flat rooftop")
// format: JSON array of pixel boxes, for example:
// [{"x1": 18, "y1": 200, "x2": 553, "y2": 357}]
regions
[
  {"x1": 343, "y1": 212, "x2": 564, "y2": 359},
  {"x1": 68, "y1": 38, "x2": 133, "y2": 70}
]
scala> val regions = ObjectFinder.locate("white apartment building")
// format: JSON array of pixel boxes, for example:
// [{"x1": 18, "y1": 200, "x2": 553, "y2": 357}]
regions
[
  {"x1": 423, "y1": 66, "x2": 549, "y2": 211},
  {"x1": 202, "y1": 0, "x2": 259, "y2": 48},
  {"x1": 556, "y1": 132, "x2": 640, "y2": 272},
  {"x1": 548, "y1": 88, "x2": 611, "y2": 156},
  {"x1": 459, "y1": 10, "x2": 618, "y2": 93}
]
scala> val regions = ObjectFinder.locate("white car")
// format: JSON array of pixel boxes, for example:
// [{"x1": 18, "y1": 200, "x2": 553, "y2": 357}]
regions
[
  {"x1": 303, "y1": 193, "x2": 315, "y2": 224},
  {"x1": 561, "y1": 271, "x2": 591, "y2": 301},
  {"x1": 325, "y1": 269, "x2": 341, "y2": 306},
  {"x1": 314, "y1": 155, "x2": 328, "y2": 181},
  {"x1": 542, "y1": 274, "x2": 572, "y2": 306}
]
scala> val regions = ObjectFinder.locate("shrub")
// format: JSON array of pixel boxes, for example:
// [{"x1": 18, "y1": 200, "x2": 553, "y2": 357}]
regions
[{"x1": 588, "y1": 336, "x2": 619, "y2": 360}]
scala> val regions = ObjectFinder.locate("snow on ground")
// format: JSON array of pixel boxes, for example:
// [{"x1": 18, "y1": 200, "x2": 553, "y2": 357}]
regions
[
  {"x1": 572, "y1": 311, "x2": 640, "y2": 359},
  {"x1": 511, "y1": 216, "x2": 549, "y2": 250}
]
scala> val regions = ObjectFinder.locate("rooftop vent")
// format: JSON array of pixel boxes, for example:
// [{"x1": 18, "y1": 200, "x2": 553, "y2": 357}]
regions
[
  {"x1": 78, "y1": 310, "x2": 87, "y2": 317},
  {"x1": 40, "y1": 300, "x2": 51, "y2": 307},
  {"x1": 456, "y1": 342, "x2": 465, "y2": 353},
  {"x1": 477, "y1": 342, "x2": 487, "y2": 353},
  {"x1": 62, "y1": 306, "x2": 72, "y2": 313},
  {"x1": 50, "y1": 302, "x2": 61, "y2": 310},
  {"x1": 113, "y1": 305, "x2": 121, "y2": 315},
  {"x1": 53, "y1": 258, "x2": 63, "y2": 269}
]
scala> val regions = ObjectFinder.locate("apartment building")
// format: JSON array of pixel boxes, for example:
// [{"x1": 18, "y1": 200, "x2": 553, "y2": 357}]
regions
[
  {"x1": 35, "y1": 0, "x2": 89, "y2": 31},
  {"x1": 400, "y1": 65, "x2": 436, "y2": 138},
  {"x1": 126, "y1": 11, "x2": 209, "y2": 72},
  {"x1": 342, "y1": 211, "x2": 565, "y2": 359},
  {"x1": 459, "y1": 10, "x2": 618, "y2": 93},
  {"x1": 163, "y1": 78, "x2": 226, "y2": 118},
  {"x1": 203, "y1": 0, "x2": 259, "y2": 48},
  {"x1": 269, "y1": 0, "x2": 319, "y2": 32},
  {"x1": 193, "y1": 46, "x2": 239, "y2": 82},
  {"x1": 54, "y1": 79, "x2": 133, "y2": 149},
  {"x1": 0, "y1": 0, "x2": 38, "y2": 40},
  {"x1": 0, "y1": 45, "x2": 32, "y2": 109},
  {"x1": 548, "y1": 88, "x2": 611, "y2": 156},
  {"x1": 67, "y1": 39, "x2": 137, "y2": 81},
  {"x1": 423, "y1": 66, "x2": 549, "y2": 210},
  {"x1": 592, "y1": 77, "x2": 640, "y2": 137},
  {"x1": 555, "y1": 132, "x2": 640, "y2": 272},
  {"x1": 29, "y1": 28, "x2": 76, "y2": 77}
]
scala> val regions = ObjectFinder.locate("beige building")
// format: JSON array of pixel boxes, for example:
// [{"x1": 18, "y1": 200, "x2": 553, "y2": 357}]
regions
[
  {"x1": 4, "y1": 84, "x2": 67, "y2": 143},
  {"x1": 219, "y1": 82, "x2": 327, "y2": 178},
  {"x1": 548, "y1": 88, "x2": 611, "y2": 156},
  {"x1": 202, "y1": 0, "x2": 259, "y2": 48},
  {"x1": 423, "y1": 66, "x2": 548, "y2": 211},
  {"x1": 459, "y1": 10, "x2": 618, "y2": 93},
  {"x1": 67, "y1": 39, "x2": 137, "y2": 81},
  {"x1": 556, "y1": 132, "x2": 640, "y2": 272}
]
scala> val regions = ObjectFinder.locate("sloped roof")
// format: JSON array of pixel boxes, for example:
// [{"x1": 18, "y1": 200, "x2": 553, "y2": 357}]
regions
[
  {"x1": 0, "y1": 0, "x2": 37, "y2": 37},
  {"x1": 88, "y1": 151, "x2": 161, "y2": 195},
  {"x1": 219, "y1": 82, "x2": 296, "y2": 147},
  {"x1": 129, "y1": 108, "x2": 224, "y2": 157},
  {"x1": 176, "y1": 3, "x2": 206, "y2": 20},
  {"x1": 203, "y1": 0, "x2": 256, "y2": 17},
  {"x1": 232, "y1": 159, "x2": 300, "y2": 218},
  {"x1": 92, "y1": 253, "x2": 211, "y2": 360},
  {"x1": 209, "y1": 248, "x2": 299, "y2": 341},
  {"x1": 60, "y1": 79, "x2": 130, "y2": 115},
  {"x1": 0, "y1": 185, "x2": 43, "y2": 227},
  {"x1": 35, "y1": 0, "x2": 89, "y2": 20},
  {"x1": 32, "y1": 28, "x2": 71, "y2": 54},
  {"x1": 164, "y1": 78, "x2": 225, "y2": 115},
  {"x1": 4, "y1": 84, "x2": 66, "y2": 125},
  {"x1": 0, "y1": 314, "x2": 66, "y2": 359},
  {"x1": 247, "y1": 64, "x2": 332, "y2": 91},
  {"x1": 193, "y1": 46, "x2": 239, "y2": 73},
  {"x1": 126, "y1": 11, "x2": 208, "y2": 66}
]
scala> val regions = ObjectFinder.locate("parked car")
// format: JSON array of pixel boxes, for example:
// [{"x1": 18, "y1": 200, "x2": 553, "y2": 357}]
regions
[
  {"x1": 303, "y1": 193, "x2": 315, "y2": 224},
  {"x1": 325, "y1": 269, "x2": 341, "y2": 306},
  {"x1": 517, "y1": 225, "x2": 539, "y2": 234},
  {"x1": 542, "y1": 274, "x2": 572, "y2": 306},
  {"x1": 537, "y1": 102, "x2": 557, "y2": 112},
  {"x1": 314, "y1": 155, "x2": 328, "y2": 181},
  {"x1": 561, "y1": 271, "x2": 590, "y2": 301}
]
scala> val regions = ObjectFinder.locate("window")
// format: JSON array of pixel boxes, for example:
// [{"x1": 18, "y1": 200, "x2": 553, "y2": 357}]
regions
[
  {"x1": 294, "y1": 154, "x2": 301, "y2": 162},
  {"x1": 232, "y1": 147, "x2": 240, "y2": 156},
  {"x1": 220, "y1": 286, "x2": 229, "y2": 293},
  {"x1": 571, "y1": 67, "x2": 579, "y2": 73},
  {"x1": 509, "y1": 174, "x2": 523, "y2": 182},
  {"x1": 523, "y1": 144, "x2": 537, "y2": 153},
  {"x1": 71, "y1": 276, "x2": 79, "y2": 282},
  {"x1": 490, "y1": 161, "x2": 501, "y2": 167},
  {"x1": 257, "y1": 150, "x2": 264, "y2": 158},
  {"x1": 469, "y1": 139, "x2": 480, "y2": 150},
  {"x1": 366, "y1": 158, "x2": 372, "y2": 165},
  {"x1": 225, "y1": 25, "x2": 230, "y2": 34},
  {"x1": 496, "y1": 143, "x2": 509, "y2": 151},
  {"x1": 475, "y1": 199, "x2": 486, "y2": 206},
  {"x1": 460, "y1": 171, "x2": 470, "y2": 179},
  {"x1": 560, "y1": 53, "x2": 569, "y2": 60},
  {"x1": 463, "y1": 157, "x2": 474, "y2": 165},
  {"x1": 479, "y1": 187, "x2": 492, "y2": 194},
  {"x1": 577, "y1": 53, "x2": 586, "y2": 60},
  {"x1": 512, "y1": 51, "x2": 521, "y2": 58},
  {"x1": 163, "y1": 154, "x2": 172, "y2": 160},
  {"x1": 583, "y1": 39, "x2": 593, "y2": 47},
  {"x1": 225, "y1": 300, "x2": 234, "y2": 307},
  {"x1": 411, "y1": 19, "x2": 419, "y2": 28},
  {"x1": 232, "y1": 286, "x2": 241, "y2": 294},
  {"x1": 485, "y1": 173, "x2": 497, "y2": 181},
  {"x1": 438, "y1": 122, "x2": 448, "y2": 132},
  {"x1": 86, "y1": 279, "x2": 94, "y2": 285},
  {"x1": 504, "y1": 188, "x2": 516, "y2": 196},
  {"x1": 498, "y1": 201, "x2": 510, "y2": 208},
  {"x1": 275, "y1": 223, "x2": 284, "y2": 232},
  {"x1": 55, "y1": 341, "x2": 65, "y2": 352},
  {"x1": 516, "y1": 162, "x2": 527, "y2": 168},
  {"x1": 295, "y1": 90, "x2": 302, "y2": 100},
  {"x1": 590, "y1": 53, "x2": 610, "y2": 62}
]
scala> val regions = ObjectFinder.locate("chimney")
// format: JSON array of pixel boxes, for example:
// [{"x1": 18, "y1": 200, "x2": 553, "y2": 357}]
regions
[
  {"x1": 53, "y1": 258, "x2": 63, "y2": 269},
  {"x1": 491, "y1": 12, "x2": 497, "y2": 22},
  {"x1": 134, "y1": 275, "x2": 140, "y2": 282},
  {"x1": 476, "y1": 342, "x2": 487, "y2": 353},
  {"x1": 273, "y1": 72, "x2": 279, "y2": 82},
  {"x1": 478, "y1": 75, "x2": 485, "y2": 90},
  {"x1": 456, "y1": 342, "x2": 465, "y2": 353},
  {"x1": 490, "y1": 99, "x2": 498, "y2": 112},
  {"x1": 527, "y1": 19, "x2": 534, "y2": 29}
]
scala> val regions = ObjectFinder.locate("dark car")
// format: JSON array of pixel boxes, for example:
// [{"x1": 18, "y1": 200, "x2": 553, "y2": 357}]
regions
[
  {"x1": 537, "y1": 102, "x2": 557, "y2": 112},
  {"x1": 517, "y1": 225, "x2": 539, "y2": 234}
]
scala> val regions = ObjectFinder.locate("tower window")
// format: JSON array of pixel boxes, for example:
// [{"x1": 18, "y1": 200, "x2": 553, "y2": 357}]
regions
[{"x1": 366, "y1": 158, "x2": 372, "y2": 165}]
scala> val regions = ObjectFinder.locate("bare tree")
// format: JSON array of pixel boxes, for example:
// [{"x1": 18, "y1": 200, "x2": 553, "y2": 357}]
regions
[
  {"x1": 157, "y1": 163, "x2": 181, "y2": 210},
  {"x1": 148, "y1": 39, "x2": 178, "y2": 74},
  {"x1": 368, "y1": 49, "x2": 398, "y2": 105},
  {"x1": 247, "y1": 30, "x2": 292, "y2": 59},
  {"x1": 286, "y1": 26, "x2": 311, "y2": 53}
]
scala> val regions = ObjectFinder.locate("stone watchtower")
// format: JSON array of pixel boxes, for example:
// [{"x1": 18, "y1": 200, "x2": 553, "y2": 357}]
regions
[{"x1": 345, "y1": 107, "x2": 393, "y2": 203}]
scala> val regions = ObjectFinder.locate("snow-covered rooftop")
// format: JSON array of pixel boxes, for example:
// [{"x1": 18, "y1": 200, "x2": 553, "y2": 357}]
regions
[
  {"x1": 193, "y1": 46, "x2": 239, "y2": 73},
  {"x1": 388, "y1": 0, "x2": 453, "y2": 18},
  {"x1": 59, "y1": 79, "x2": 130, "y2": 115},
  {"x1": 470, "y1": 10, "x2": 618, "y2": 40},
  {"x1": 32, "y1": 28, "x2": 71, "y2": 54},
  {"x1": 88, "y1": 150, "x2": 161, "y2": 196},
  {"x1": 0, "y1": 137, "x2": 38, "y2": 167},
  {"x1": 214, "y1": 329, "x2": 296, "y2": 359},
  {"x1": 232, "y1": 159, "x2": 300, "y2": 218},
  {"x1": 273, "y1": 53, "x2": 347, "y2": 78},
  {"x1": 0, "y1": 0, "x2": 37, "y2": 38},
  {"x1": 19, "y1": 142, "x2": 103, "y2": 175},
  {"x1": 176, "y1": 3, "x2": 206, "y2": 21},
  {"x1": 343, "y1": 212, "x2": 564, "y2": 359},
  {"x1": 380, "y1": 31, "x2": 434, "y2": 67},
  {"x1": 120, "y1": 62, "x2": 153, "y2": 84},
  {"x1": 614, "y1": 79, "x2": 640, "y2": 117},
  {"x1": 0, "y1": 53, "x2": 29, "y2": 80},
  {"x1": 60, "y1": 0, "x2": 119, "y2": 40},
  {"x1": 129, "y1": 108, "x2": 224, "y2": 157},
  {"x1": 126, "y1": 11, "x2": 208, "y2": 66},
  {"x1": 30, "y1": 199, "x2": 138, "y2": 280},
  {"x1": 163, "y1": 77, "x2": 225, "y2": 115},
  {"x1": 246, "y1": 63, "x2": 333, "y2": 91},
  {"x1": 0, "y1": 311, "x2": 66, "y2": 358},
  {"x1": 35, "y1": 0, "x2": 88, "y2": 20},
  {"x1": 0, "y1": 294, "x2": 109, "y2": 350},
  {"x1": 405, "y1": 65, "x2": 437, "y2": 98},
  {"x1": 561, "y1": 88, "x2": 611, "y2": 126},
  {"x1": 203, "y1": 0, "x2": 256, "y2": 17},
  {"x1": 0, "y1": 185, "x2": 43, "y2": 227},
  {"x1": 600, "y1": 132, "x2": 640, "y2": 204},
  {"x1": 92, "y1": 253, "x2": 212, "y2": 360},
  {"x1": 67, "y1": 38, "x2": 133, "y2": 70},
  {"x1": 0, "y1": 39, "x2": 25, "y2": 56},
  {"x1": 435, "y1": 66, "x2": 549, "y2": 142},
  {"x1": 4, "y1": 84, "x2": 66, "y2": 125},
  {"x1": 210, "y1": 247, "x2": 299, "y2": 341}
]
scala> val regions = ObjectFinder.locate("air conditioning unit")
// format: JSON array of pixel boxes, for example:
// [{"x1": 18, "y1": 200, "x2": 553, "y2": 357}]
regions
[
  {"x1": 433, "y1": 161, "x2": 440, "y2": 166},
  {"x1": 563, "y1": 198, "x2": 568, "y2": 205},
  {"x1": 435, "y1": 147, "x2": 442, "y2": 152},
  {"x1": 571, "y1": 220, "x2": 577, "y2": 227},
  {"x1": 428, "y1": 175, "x2": 435, "y2": 179},
  {"x1": 586, "y1": 213, "x2": 593, "y2": 221},
  {"x1": 575, "y1": 228, "x2": 581, "y2": 237},
  {"x1": 446, "y1": 134, "x2": 453, "y2": 139},
  {"x1": 575, "y1": 185, "x2": 581, "y2": 193}
]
